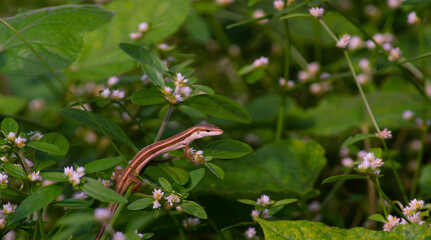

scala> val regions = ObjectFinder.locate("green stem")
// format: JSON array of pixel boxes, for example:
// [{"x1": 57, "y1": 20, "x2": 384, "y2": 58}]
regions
[
  {"x1": 38, "y1": 209, "x2": 46, "y2": 240},
  {"x1": 318, "y1": 19, "x2": 338, "y2": 42},
  {"x1": 381, "y1": 140, "x2": 408, "y2": 203},
  {"x1": 275, "y1": 94, "x2": 286, "y2": 142},
  {"x1": 374, "y1": 178, "x2": 388, "y2": 218},
  {"x1": 111, "y1": 185, "x2": 134, "y2": 227},
  {"x1": 313, "y1": 20, "x2": 322, "y2": 63},
  {"x1": 155, "y1": 105, "x2": 174, "y2": 142},
  {"x1": 373, "y1": 178, "x2": 410, "y2": 223},
  {"x1": 169, "y1": 212, "x2": 187, "y2": 240}
]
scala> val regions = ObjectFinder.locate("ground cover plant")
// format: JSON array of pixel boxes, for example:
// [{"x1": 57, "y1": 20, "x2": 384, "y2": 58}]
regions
[{"x1": 1, "y1": 0, "x2": 431, "y2": 239}]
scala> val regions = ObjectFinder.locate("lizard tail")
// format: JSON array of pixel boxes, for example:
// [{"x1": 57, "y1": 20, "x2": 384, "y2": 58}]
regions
[
  {"x1": 95, "y1": 224, "x2": 106, "y2": 240},
  {"x1": 95, "y1": 203, "x2": 118, "y2": 240}
]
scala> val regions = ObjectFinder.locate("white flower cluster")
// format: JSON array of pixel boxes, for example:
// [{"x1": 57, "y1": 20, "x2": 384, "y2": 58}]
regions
[
  {"x1": 252, "y1": 56, "x2": 269, "y2": 69},
  {"x1": 336, "y1": 34, "x2": 351, "y2": 49},
  {"x1": 2, "y1": 202, "x2": 17, "y2": 215},
  {"x1": 129, "y1": 22, "x2": 150, "y2": 41},
  {"x1": 366, "y1": 33, "x2": 394, "y2": 50},
  {"x1": 100, "y1": 84, "x2": 125, "y2": 101},
  {"x1": 309, "y1": 7, "x2": 324, "y2": 19},
  {"x1": 98, "y1": 178, "x2": 112, "y2": 188},
  {"x1": 182, "y1": 217, "x2": 200, "y2": 229},
  {"x1": 387, "y1": 0, "x2": 405, "y2": 9},
  {"x1": 273, "y1": 0, "x2": 284, "y2": 11},
  {"x1": 357, "y1": 59, "x2": 373, "y2": 85},
  {"x1": 375, "y1": 128, "x2": 392, "y2": 139},
  {"x1": 64, "y1": 166, "x2": 85, "y2": 186},
  {"x1": 0, "y1": 173, "x2": 8, "y2": 185},
  {"x1": 161, "y1": 73, "x2": 194, "y2": 104},
  {"x1": 28, "y1": 171, "x2": 42, "y2": 182},
  {"x1": 407, "y1": 12, "x2": 419, "y2": 25},
  {"x1": 402, "y1": 110, "x2": 414, "y2": 120},
  {"x1": 298, "y1": 62, "x2": 320, "y2": 82},
  {"x1": 279, "y1": 78, "x2": 295, "y2": 89},
  {"x1": 383, "y1": 199, "x2": 426, "y2": 231},
  {"x1": 356, "y1": 152, "x2": 383, "y2": 174},
  {"x1": 5, "y1": 132, "x2": 27, "y2": 149},
  {"x1": 253, "y1": 9, "x2": 268, "y2": 24},
  {"x1": 245, "y1": 227, "x2": 257, "y2": 239},
  {"x1": 309, "y1": 73, "x2": 332, "y2": 96},
  {"x1": 251, "y1": 194, "x2": 272, "y2": 221},
  {"x1": 152, "y1": 188, "x2": 182, "y2": 209},
  {"x1": 94, "y1": 207, "x2": 111, "y2": 223}
]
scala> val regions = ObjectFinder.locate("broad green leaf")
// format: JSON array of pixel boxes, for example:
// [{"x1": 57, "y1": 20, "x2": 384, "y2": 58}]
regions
[
  {"x1": 322, "y1": 174, "x2": 368, "y2": 185},
  {"x1": 238, "y1": 199, "x2": 257, "y2": 206},
  {"x1": 53, "y1": 198, "x2": 94, "y2": 209},
  {"x1": 173, "y1": 168, "x2": 205, "y2": 193},
  {"x1": 9, "y1": 184, "x2": 64, "y2": 223},
  {"x1": 84, "y1": 156, "x2": 123, "y2": 173},
  {"x1": 131, "y1": 88, "x2": 167, "y2": 106},
  {"x1": 142, "y1": 64, "x2": 165, "y2": 87},
  {"x1": 1, "y1": 117, "x2": 18, "y2": 133},
  {"x1": 342, "y1": 133, "x2": 377, "y2": 147},
  {"x1": 257, "y1": 219, "x2": 431, "y2": 239},
  {"x1": 0, "y1": 95, "x2": 26, "y2": 115},
  {"x1": 80, "y1": 177, "x2": 127, "y2": 203},
  {"x1": 2, "y1": 163, "x2": 26, "y2": 179},
  {"x1": 193, "y1": 85, "x2": 215, "y2": 95},
  {"x1": 158, "y1": 177, "x2": 173, "y2": 192},
  {"x1": 272, "y1": 199, "x2": 298, "y2": 207},
  {"x1": 419, "y1": 164, "x2": 431, "y2": 195},
  {"x1": 159, "y1": 165, "x2": 189, "y2": 185},
  {"x1": 197, "y1": 139, "x2": 326, "y2": 196},
  {"x1": 57, "y1": 213, "x2": 97, "y2": 226},
  {"x1": 64, "y1": 0, "x2": 190, "y2": 80},
  {"x1": 237, "y1": 65, "x2": 254, "y2": 76},
  {"x1": 203, "y1": 139, "x2": 252, "y2": 159},
  {"x1": 180, "y1": 200, "x2": 207, "y2": 219},
  {"x1": 34, "y1": 133, "x2": 69, "y2": 171},
  {"x1": 119, "y1": 43, "x2": 168, "y2": 72},
  {"x1": 246, "y1": 69, "x2": 265, "y2": 84},
  {"x1": 39, "y1": 172, "x2": 68, "y2": 182},
  {"x1": 369, "y1": 148, "x2": 383, "y2": 158},
  {"x1": 182, "y1": 94, "x2": 252, "y2": 123},
  {"x1": 279, "y1": 13, "x2": 312, "y2": 20},
  {"x1": 127, "y1": 198, "x2": 153, "y2": 210},
  {"x1": 368, "y1": 213, "x2": 387, "y2": 223},
  {"x1": 307, "y1": 92, "x2": 422, "y2": 135},
  {"x1": 185, "y1": 12, "x2": 211, "y2": 43},
  {"x1": 58, "y1": 108, "x2": 137, "y2": 152},
  {"x1": 205, "y1": 162, "x2": 225, "y2": 179},
  {"x1": 0, "y1": 188, "x2": 27, "y2": 198},
  {"x1": 0, "y1": 5, "x2": 112, "y2": 76},
  {"x1": 27, "y1": 141, "x2": 60, "y2": 154}
]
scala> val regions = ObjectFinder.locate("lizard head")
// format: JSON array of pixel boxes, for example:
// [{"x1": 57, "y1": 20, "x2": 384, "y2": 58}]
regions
[{"x1": 191, "y1": 123, "x2": 223, "y2": 139}]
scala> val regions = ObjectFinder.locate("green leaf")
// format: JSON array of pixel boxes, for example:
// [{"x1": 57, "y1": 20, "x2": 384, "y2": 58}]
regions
[
  {"x1": 248, "y1": 0, "x2": 261, "y2": 6},
  {"x1": 84, "y1": 156, "x2": 123, "y2": 173},
  {"x1": 237, "y1": 65, "x2": 254, "y2": 76},
  {"x1": 9, "y1": 184, "x2": 64, "y2": 223},
  {"x1": 246, "y1": 69, "x2": 265, "y2": 84},
  {"x1": 197, "y1": 139, "x2": 326, "y2": 196},
  {"x1": 58, "y1": 108, "x2": 137, "y2": 152},
  {"x1": 185, "y1": 12, "x2": 211, "y2": 43},
  {"x1": 131, "y1": 88, "x2": 167, "y2": 106},
  {"x1": 0, "y1": 5, "x2": 113, "y2": 76},
  {"x1": 192, "y1": 85, "x2": 215, "y2": 95},
  {"x1": 173, "y1": 168, "x2": 205, "y2": 193},
  {"x1": 257, "y1": 219, "x2": 431, "y2": 239},
  {"x1": 419, "y1": 164, "x2": 431, "y2": 195},
  {"x1": 272, "y1": 199, "x2": 298, "y2": 207},
  {"x1": 159, "y1": 165, "x2": 189, "y2": 185},
  {"x1": 1, "y1": 117, "x2": 18, "y2": 133},
  {"x1": 368, "y1": 213, "x2": 387, "y2": 223},
  {"x1": 322, "y1": 174, "x2": 367, "y2": 184},
  {"x1": 180, "y1": 200, "x2": 207, "y2": 219},
  {"x1": 53, "y1": 198, "x2": 94, "y2": 209},
  {"x1": 238, "y1": 199, "x2": 257, "y2": 206},
  {"x1": 279, "y1": 13, "x2": 312, "y2": 20},
  {"x1": 119, "y1": 43, "x2": 168, "y2": 73},
  {"x1": 2, "y1": 163, "x2": 27, "y2": 179},
  {"x1": 27, "y1": 141, "x2": 60, "y2": 154},
  {"x1": 142, "y1": 64, "x2": 165, "y2": 87},
  {"x1": 65, "y1": 0, "x2": 190, "y2": 80},
  {"x1": 0, "y1": 188, "x2": 27, "y2": 198},
  {"x1": 369, "y1": 148, "x2": 383, "y2": 158},
  {"x1": 205, "y1": 162, "x2": 225, "y2": 179},
  {"x1": 158, "y1": 177, "x2": 173, "y2": 192},
  {"x1": 127, "y1": 198, "x2": 153, "y2": 210},
  {"x1": 39, "y1": 172, "x2": 68, "y2": 182},
  {"x1": 0, "y1": 95, "x2": 26, "y2": 115},
  {"x1": 34, "y1": 133, "x2": 69, "y2": 171},
  {"x1": 342, "y1": 133, "x2": 377, "y2": 147},
  {"x1": 203, "y1": 139, "x2": 252, "y2": 159},
  {"x1": 80, "y1": 177, "x2": 127, "y2": 203},
  {"x1": 182, "y1": 94, "x2": 252, "y2": 123}
]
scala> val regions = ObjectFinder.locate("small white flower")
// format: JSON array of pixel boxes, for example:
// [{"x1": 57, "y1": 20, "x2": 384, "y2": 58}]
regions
[
  {"x1": 251, "y1": 210, "x2": 260, "y2": 220},
  {"x1": 29, "y1": 171, "x2": 43, "y2": 182},
  {"x1": 153, "y1": 188, "x2": 164, "y2": 201},
  {"x1": 357, "y1": 73, "x2": 369, "y2": 85},
  {"x1": 341, "y1": 158, "x2": 354, "y2": 168},
  {"x1": 357, "y1": 160, "x2": 370, "y2": 170},
  {"x1": 25, "y1": 158, "x2": 34, "y2": 167},
  {"x1": 135, "y1": 229, "x2": 144, "y2": 238},
  {"x1": 370, "y1": 158, "x2": 384, "y2": 169},
  {"x1": 245, "y1": 227, "x2": 257, "y2": 239},
  {"x1": 108, "y1": 76, "x2": 119, "y2": 86},
  {"x1": 157, "y1": 43, "x2": 169, "y2": 51},
  {"x1": 183, "y1": 217, "x2": 200, "y2": 229},
  {"x1": 252, "y1": 56, "x2": 269, "y2": 68},
  {"x1": 2, "y1": 202, "x2": 17, "y2": 214},
  {"x1": 94, "y1": 208, "x2": 111, "y2": 222},
  {"x1": 348, "y1": 36, "x2": 363, "y2": 50},
  {"x1": 388, "y1": 47, "x2": 401, "y2": 62},
  {"x1": 375, "y1": 128, "x2": 392, "y2": 139},
  {"x1": 72, "y1": 191, "x2": 88, "y2": 199},
  {"x1": 336, "y1": 34, "x2": 351, "y2": 49},
  {"x1": 129, "y1": 32, "x2": 142, "y2": 41},
  {"x1": 308, "y1": 201, "x2": 321, "y2": 213},
  {"x1": 174, "y1": 94, "x2": 184, "y2": 103},
  {"x1": 253, "y1": 9, "x2": 267, "y2": 24},
  {"x1": 383, "y1": 215, "x2": 400, "y2": 231},
  {"x1": 279, "y1": 78, "x2": 286, "y2": 87},
  {"x1": 308, "y1": 62, "x2": 320, "y2": 75},
  {"x1": 141, "y1": 74, "x2": 148, "y2": 82},
  {"x1": 261, "y1": 209, "x2": 271, "y2": 219},
  {"x1": 99, "y1": 179, "x2": 112, "y2": 188},
  {"x1": 179, "y1": 86, "x2": 192, "y2": 97},
  {"x1": 166, "y1": 192, "x2": 181, "y2": 206},
  {"x1": 111, "y1": 90, "x2": 125, "y2": 101},
  {"x1": 100, "y1": 88, "x2": 111, "y2": 98},
  {"x1": 0, "y1": 173, "x2": 8, "y2": 185},
  {"x1": 69, "y1": 172, "x2": 81, "y2": 186},
  {"x1": 387, "y1": 0, "x2": 405, "y2": 9},
  {"x1": 162, "y1": 87, "x2": 173, "y2": 95},
  {"x1": 407, "y1": 12, "x2": 419, "y2": 25},
  {"x1": 273, "y1": 0, "x2": 284, "y2": 11},
  {"x1": 309, "y1": 7, "x2": 324, "y2": 19},
  {"x1": 365, "y1": 4, "x2": 380, "y2": 18},
  {"x1": 14, "y1": 136, "x2": 27, "y2": 148},
  {"x1": 287, "y1": 80, "x2": 295, "y2": 88},
  {"x1": 6, "y1": 132, "x2": 15, "y2": 141},
  {"x1": 76, "y1": 166, "x2": 85, "y2": 178},
  {"x1": 0, "y1": 156, "x2": 8, "y2": 162},
  {"x1": 216, "y1": 0, "x2": 234, "y2": 6},
  {"x1": 0, "y1": 218, "x2": 5, "y2": 229},
  {"x1": 64, "y1": 166, "x2": 74, "y2": 177},
  {"x1": 138, "y1": 22, "x2": 149, "y2": 32},
  {"x1": 29, "y1": 132, "x2": 44, "y2": 141},
  {"x1": 403, "y1": 110, "x2": 414, "y2": 120},
  {"x1": 366, "y1": 40, "x2": 376, "y2": 49},
  {"x1": 408, "y1": 199, "x2": 425, "y2": 211},
  {"x1": 359, "y1": 59, "x2": 371, "y2": 73},
  {"x1": 357, "y1": 150, "x2": 367, "y2": 159},
  {"x1": 256, "y1": 194, "x2": 271, "y2": 207},
  {"x1": 113, "y1": 231, "x2": 127, "y2": 240}
]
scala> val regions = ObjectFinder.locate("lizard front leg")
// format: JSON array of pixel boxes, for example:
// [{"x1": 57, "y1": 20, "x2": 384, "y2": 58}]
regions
[{"x1": 184, "y1": 143, "x2": 199, "y2": 165}]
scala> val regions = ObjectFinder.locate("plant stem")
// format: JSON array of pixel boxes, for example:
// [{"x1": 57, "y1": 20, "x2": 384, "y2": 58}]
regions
[
  {"x1": 155, "y1": 105, "x2": 174, "y2": 142},
  {"x1": 373, "y1": 178, "x2": 410, "y2": 223},
  {"x1": 38, "y1": 209, "x2": 46, "y2": 240},
  {"x1": 169, "y1": 212, "x2": 187, "y2": 240},
  {"x1": 374, "y1": 178, "x2": 387, "y2": 218},
  {"x1": 313, "y1": 20, "x2": 322, "y2": 64},
  {"x1": 318, "y1": 19, "x2": 338, "y2": 42}
]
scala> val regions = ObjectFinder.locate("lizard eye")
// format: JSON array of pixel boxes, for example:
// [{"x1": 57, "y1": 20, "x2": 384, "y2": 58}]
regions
[{"x1": 206, "y1": 129, "x2": 210, "y2": 132}]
